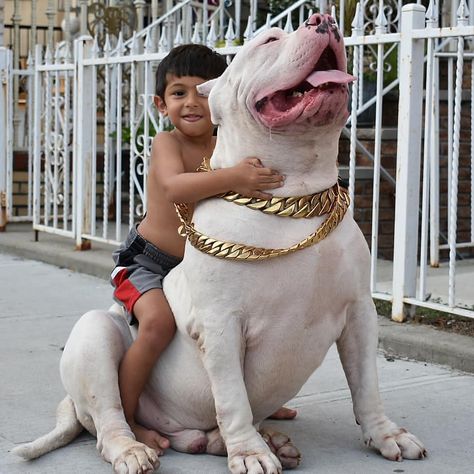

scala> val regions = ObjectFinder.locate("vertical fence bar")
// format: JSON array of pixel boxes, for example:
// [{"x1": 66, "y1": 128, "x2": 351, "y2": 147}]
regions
[
  {"x1": 115, "y1": 54, "x2": 123, "y2": 243},
  {"x1": 5, "y1": 50, "x2": 13, "y2": 223},
  {"x1": 33, "y1": 45, "x2": 42, "y2": 229},
  {"x1": 43, "y1": 48, "x2": 52, "y2": 226},
  {"x1": 63, "y1": 52, "x2": 71, "y2": 231},
  {"x1": 52, "y1": 52, "x2": 60, "y2": 228},
  {"x1": 419, "y1": 8, "x2": 436, "y2": 300},
  {"x1": 430, "y1": 54, "x2": 440, "y2": 267},
  {"x1": 370, "y1": 4, "x2": 387, "y2": 293},
  {"x1": 109, "y1": 60, "x2": 118, "y2": 240},
  {"x1": 447, "y1": 57, "x2": 453, "y2": 240},
  {"x1": 11, "y1": 0, "x2": 21, "y2": 147},
  {"x1": 143, "y1": 62, "x2": 151, "y2": 215},
  {"x1": 129, "y1": 57, "x2": 136, "y2": 231},
  {"x1": 448, "y1": 5, "x2": 468, "y2": 307},
  {"x1": 339, "y1": 0, "x2": 345, "y2": 33},
  {"x1": 27, "y1": 55, "x2": 34, "y2": 220},
  {"x1": 33, "y1": 44, "x2": 43, "y2": 228},
  {"x1": 391, "y1": 4, "x2": 426, "y2": 322},
  {"x1": 348, "y1": 3, "x2": 363, "y2": 211},
  {"x1": 74, "y1": 37, "x2": 93, "y2": 249},
  {"x1": 103, "y1": 38, "x2": 111, "y2": 239},
  {"x1": 0, "y1": 47, "x2": 11, "y2": 230},
  {"x1": 90, "y1": 49, "x2": 98, "y2": 236}
]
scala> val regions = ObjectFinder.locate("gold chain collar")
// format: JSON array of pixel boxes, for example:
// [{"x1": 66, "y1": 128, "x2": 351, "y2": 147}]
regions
[
  {"x1": 198, "y1": 157, "x2": 339, "y2": 219},
  {"x1": 174, "y1": 158, "x2": 350, "y2": 261}
]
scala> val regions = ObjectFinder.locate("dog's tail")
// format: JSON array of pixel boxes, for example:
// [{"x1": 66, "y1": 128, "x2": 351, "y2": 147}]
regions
[{"x1": 12, "y1": 395, "x2": 83, "y2": 460}]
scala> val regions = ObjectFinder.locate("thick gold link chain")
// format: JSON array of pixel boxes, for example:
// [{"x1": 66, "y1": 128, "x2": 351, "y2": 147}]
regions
[{"x1": 174, "y1": 158, "x2": 350, "y2": 261}]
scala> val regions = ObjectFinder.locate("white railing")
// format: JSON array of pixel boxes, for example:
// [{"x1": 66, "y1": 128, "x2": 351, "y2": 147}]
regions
[
  {"x1": 391, "y1": 1, "x2": 474, "y2": 321},
  {"x1": 1, "y1": 1, "x2": 473, "y2": 321},
  {"x1": 2, "y1": 1, "x2": 409, "y2": 228}
]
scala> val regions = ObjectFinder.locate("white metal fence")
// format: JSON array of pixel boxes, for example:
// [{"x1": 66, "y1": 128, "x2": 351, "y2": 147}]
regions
[{"x1": 1, "y1": 1, "x2": 474, "y2": 321}]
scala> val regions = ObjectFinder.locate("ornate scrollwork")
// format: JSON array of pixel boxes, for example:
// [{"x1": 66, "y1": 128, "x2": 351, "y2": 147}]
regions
[{"x1": 87, "y1": 1, "x2": 136, "y2": 45}]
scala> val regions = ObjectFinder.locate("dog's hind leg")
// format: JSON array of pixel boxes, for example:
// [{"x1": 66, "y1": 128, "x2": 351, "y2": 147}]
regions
[
  {"x1": 60, "y1": 309, "x2": 159, "y2": 473},
  {"x1": 168, "y1": 427, "x2": 227, "y2": 456},
  {"x1": 259, "y1": 427, "x2": 301, "y2": 469},
  {"x1": 193, "y1": 425, "x2": 301, "y2": 470},
  {"x1": 337, "y1": 299, "x2": 426, "y2": 462},
  {"x1": 168, "y1": 429, "x2": 209, "y2": 454}
]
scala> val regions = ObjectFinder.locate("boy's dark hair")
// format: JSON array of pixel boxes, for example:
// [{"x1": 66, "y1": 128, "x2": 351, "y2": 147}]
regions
[{"x1": 156, "y1": 44, "x2": 227, "y2": 98}]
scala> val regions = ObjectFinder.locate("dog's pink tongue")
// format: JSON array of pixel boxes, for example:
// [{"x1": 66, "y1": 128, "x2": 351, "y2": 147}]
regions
[{"x1": 306, "y1": 70, "x2": 356, "y2": 87}]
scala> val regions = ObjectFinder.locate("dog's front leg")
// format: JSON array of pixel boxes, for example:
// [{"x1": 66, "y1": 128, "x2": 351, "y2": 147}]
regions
[
  {"x1": 192, "y1": 313, "x2": 282, "y2": 474},
  {"x1": 337, "y1": 299, "x2": 426, "y2": 462}
]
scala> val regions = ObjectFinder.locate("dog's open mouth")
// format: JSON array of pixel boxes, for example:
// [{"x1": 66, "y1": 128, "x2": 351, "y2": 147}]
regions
[{"x1": 254, "y1": 46, "x2": 355, "y2": 127}]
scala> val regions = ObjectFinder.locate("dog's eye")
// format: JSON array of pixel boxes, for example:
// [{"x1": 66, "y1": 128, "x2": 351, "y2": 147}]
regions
[{"x1": 264, "y1": 37, "x2": 279, "y2": 44}]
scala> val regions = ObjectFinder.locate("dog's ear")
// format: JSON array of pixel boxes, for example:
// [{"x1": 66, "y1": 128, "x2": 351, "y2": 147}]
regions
[{"x1": 196, "y1": 78, "x2": 218, "y2": 97}]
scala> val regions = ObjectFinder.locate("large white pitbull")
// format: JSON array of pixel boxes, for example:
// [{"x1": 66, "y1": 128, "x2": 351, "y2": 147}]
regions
[{"x1": 14, "y1": 13, "x2": 426, "y2": 474}]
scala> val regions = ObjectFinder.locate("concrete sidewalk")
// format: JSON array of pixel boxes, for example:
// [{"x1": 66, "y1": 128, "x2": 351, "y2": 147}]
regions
[
  {"x1": 1, "y1": 253, "x2": 473, "y2": 473},
  {"x1": 1, "y1": 223, "x2": 474, "y2": 373}
]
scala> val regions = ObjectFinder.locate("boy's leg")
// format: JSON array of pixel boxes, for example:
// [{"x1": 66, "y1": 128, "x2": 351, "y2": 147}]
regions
[{"x1": 118, "y1": 288, "x2": 175, "y2": 452}]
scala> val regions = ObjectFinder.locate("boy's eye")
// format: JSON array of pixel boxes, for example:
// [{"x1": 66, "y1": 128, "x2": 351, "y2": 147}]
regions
[{"x1": 171, "y1": 90, "x2": 185, "y2": 97}]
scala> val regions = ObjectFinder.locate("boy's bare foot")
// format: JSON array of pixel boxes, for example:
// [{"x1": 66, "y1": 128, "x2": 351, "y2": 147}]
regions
[
  {"x1": 130, "y1": 422, "x2": 170, "y2": 455},
  {"x1": 268, "y1": 406, "x2": 297, "y2": 420}
]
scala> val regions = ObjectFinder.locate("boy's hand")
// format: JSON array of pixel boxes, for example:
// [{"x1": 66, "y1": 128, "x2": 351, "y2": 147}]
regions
[{"x1": 230, "y1": 158, "x2": 284, "y2": 199}]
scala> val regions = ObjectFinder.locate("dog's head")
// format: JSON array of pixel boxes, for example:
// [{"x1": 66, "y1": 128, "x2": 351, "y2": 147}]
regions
[{"x1": 199, "y1": 14, "x2": 354, "y2": 135}]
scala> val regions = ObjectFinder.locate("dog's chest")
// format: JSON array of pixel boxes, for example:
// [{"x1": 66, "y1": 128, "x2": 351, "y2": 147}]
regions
[{"x1": 193, "y1": 198, "x2": 341, "y2": 253}]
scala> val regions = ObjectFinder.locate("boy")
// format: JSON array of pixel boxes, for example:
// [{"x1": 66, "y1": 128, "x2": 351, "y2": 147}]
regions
[{"x1": 111, "y1": 44, "x2": 295, "y2": 454}]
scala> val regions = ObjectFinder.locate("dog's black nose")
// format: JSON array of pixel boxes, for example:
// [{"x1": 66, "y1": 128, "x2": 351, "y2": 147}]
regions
[
  {"x1": 305, "y1": 13, "x2": 340, "y2": 40},
  {"x1": 306, "y1": 13, "x2": 325, "y2": 27}
]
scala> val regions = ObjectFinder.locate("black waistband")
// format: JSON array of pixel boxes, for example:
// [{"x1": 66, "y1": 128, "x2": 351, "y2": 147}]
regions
[{"x1": 126, "y1": 225, "x2": 182, "y2": 268}]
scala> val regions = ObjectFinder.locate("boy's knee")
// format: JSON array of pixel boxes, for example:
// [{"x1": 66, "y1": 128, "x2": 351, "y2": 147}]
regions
[{"x1": 138, "y1": 311, "x2": 176, "y2": 342}]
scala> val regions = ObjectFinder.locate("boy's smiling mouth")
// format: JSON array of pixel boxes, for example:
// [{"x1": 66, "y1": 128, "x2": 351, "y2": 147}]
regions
[{"x1": 182, "y1": 114, "x2": 203, "y2": 122}]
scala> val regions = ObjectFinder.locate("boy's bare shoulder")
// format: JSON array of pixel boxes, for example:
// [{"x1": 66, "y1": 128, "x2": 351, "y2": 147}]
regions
[
  {"x1": 152, "y1": 130, "x2": 180, "y2": 148},
  {"x1": 151, "y1": 131, "x2": 182, "y2": 161}
]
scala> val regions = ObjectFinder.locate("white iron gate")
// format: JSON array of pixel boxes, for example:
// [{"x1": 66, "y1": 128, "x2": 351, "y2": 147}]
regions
[
  {"x1": 32, "y1": 43, "x2": 75, "y2": 239},
  {"x1": 4, "y1": 1, "x2": 474, "y2": 321},
  {"x1": 391, "y1": 2, "x2": 474, "y2": 320}
]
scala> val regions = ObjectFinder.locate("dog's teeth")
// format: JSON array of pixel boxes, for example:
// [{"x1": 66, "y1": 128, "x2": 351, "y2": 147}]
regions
[{"x1": 291, "y1": 91, "x2": 303, "y2": 97}]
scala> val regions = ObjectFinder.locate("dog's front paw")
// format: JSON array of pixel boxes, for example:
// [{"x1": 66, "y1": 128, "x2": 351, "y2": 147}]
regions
[
  {"x1": 228, "y1": 452, "x2": 282, "y2": 474},
  {"x1": 364, "y1": 418, "x2": 426, "y2": 462},
  {"x1": 108, "y1": 438, "x2": 160, "y2": 474},
  {"x1": 227, "y1": 435, "x2": 282, "y2": 474}
]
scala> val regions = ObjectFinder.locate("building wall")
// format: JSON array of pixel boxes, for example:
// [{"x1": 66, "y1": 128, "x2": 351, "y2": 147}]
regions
[{"x1": 4, "y1": 0, "x2": 66, "y2": 28}]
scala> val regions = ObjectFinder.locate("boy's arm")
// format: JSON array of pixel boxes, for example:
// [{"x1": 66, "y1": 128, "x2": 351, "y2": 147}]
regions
[{"x1": 152, "y1": 133, "x2": 284, "y2": 203}]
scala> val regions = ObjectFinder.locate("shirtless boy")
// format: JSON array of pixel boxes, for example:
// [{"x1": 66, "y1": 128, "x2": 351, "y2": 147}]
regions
[{"x1": 111, "y1": 44, "x2": 295, "y2": 454}]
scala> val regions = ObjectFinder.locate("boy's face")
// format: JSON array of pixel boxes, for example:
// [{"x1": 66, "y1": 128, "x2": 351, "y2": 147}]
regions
[{"x1": 154, "y1": 75, "x2": 213, "y2": 138}]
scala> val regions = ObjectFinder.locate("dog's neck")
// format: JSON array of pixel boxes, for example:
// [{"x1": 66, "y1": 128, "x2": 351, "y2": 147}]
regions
[{"x1": 211, "y1": 123, "x2": 342, "y2": 195}]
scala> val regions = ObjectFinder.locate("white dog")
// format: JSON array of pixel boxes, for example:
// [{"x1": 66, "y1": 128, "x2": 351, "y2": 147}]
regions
[{"x1": 13, "y1": 14, "x2": 426, "y2": 474}]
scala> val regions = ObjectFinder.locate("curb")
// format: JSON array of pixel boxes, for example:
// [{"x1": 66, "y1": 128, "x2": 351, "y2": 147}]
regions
[{"x1": 378, "y1": 317, "x2": 474, "y2": 374}]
